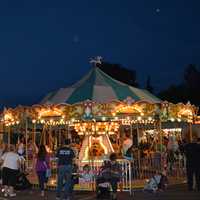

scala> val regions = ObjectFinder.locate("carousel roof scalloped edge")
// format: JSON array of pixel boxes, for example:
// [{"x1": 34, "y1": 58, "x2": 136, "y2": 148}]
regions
[{"x1": 0, "y1": 99, "x2": 198, "y2": 126}]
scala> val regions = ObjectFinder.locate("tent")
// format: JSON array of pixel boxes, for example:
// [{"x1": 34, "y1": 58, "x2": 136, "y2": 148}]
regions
[{"x1": 41, "y1": 67, "x2": 160, "y2": 104}]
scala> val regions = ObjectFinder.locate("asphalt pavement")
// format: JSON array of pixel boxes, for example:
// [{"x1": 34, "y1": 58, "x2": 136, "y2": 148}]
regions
[{"x1": 0, "y1": 184, "x2": 199, "y2": 200}]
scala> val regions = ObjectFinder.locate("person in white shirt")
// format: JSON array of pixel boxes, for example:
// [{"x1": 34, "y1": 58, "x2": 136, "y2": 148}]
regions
[
  {"x1": 0, "y1": 145, "x2": 20, "y2": 197},
  {"x1": 122, "y1": 133, "x2": 133, "y2": 156}
]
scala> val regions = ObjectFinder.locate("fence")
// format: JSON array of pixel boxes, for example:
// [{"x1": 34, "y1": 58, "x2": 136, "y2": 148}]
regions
[
  {"x1": 46, "y1": 159, "x2": 133, "y2": 194},
  {"x1": 26, "y1": 154, "x2": 186, "y2": 194},
  {"x1": 131, "y1": 154, "x2": 186, "y2": 180}
]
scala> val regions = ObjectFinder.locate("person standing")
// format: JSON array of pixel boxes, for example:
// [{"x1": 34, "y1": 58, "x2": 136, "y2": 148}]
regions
[
  {"x1": 196, "y1": 137, "x2": 200, "y2": 191},
  {"x1": 109, "y1": 153, "x2": 121, "y2": 200},
  {"x1": 56, "y1": 139, "x2": 75, "y2": 200},
  {"x1": 122, "y1": 133, "x2": 133, "y2": 157},
  {"x1": 184, "y1": 138, "x2": 199, "y2": 191},
  {"x1": 35, "y1": 145, "x2": 50, "y2": 197},
  {"x1": 1, "y1": 144, "x2": 20, "y2": 197}
]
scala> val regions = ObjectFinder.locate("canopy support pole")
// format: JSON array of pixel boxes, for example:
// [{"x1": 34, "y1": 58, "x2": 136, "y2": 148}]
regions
[
  {"x1": 25, "y1": 118, "x2": 28, "y2": 168},
  {"x1": 136, "y1": 123, "x2": 141, "y2": 176},
  {"x1": 33, "y1": 123, "x2": 36, "y2": 145},
  {"x1": 44, "y1": 127, "x2": 46, "y2": 146},
  {"x1": 189, "y1": 123, "x2": 193, "y2": 142},
  {"x1": 130, "y1": 121, "x2": 133, "y2": 193},
  {"x1": 158, "y1": 119, "x2": 163, "y2": 152},
  {"x1": 59, "y1": 128, "x2": 61, "y2": 147},
  {"x1": 8, "y1": 126, "x2": 11, "y2": 150}
]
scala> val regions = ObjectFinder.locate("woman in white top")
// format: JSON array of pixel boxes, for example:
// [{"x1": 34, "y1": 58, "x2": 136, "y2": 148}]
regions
[{"x1": 1, "y1": 144, "x2": 20, "y2": 197}]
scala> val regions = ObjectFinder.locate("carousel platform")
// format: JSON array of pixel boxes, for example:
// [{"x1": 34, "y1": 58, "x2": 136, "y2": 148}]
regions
[{"x1": 28, "y1": 173, "x2": 186, "y2": 191}]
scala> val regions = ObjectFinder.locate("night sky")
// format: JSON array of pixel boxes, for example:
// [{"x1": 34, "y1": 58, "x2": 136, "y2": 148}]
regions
[{"x1": 0, "y1": 0, "x2": 200, "y2": 108}]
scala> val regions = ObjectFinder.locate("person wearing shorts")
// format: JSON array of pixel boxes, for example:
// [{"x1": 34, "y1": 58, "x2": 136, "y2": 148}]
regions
[{"x1": 1, "y1": 145, "x2": 20, "y2": 197}]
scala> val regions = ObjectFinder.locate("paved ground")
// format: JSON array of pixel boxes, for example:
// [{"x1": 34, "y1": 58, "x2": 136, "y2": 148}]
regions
[{"x1": 0, "y1": 184, "x2": 199, "y2": 200}]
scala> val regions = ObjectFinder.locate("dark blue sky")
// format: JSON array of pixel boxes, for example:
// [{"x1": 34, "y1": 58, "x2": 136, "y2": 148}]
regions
[{"x1": 0, "y1": 0, "x2": 200, "y2": 108}]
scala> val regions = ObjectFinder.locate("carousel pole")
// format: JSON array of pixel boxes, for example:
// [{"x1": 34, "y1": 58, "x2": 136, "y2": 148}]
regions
[
  {"x1": 25, "y1": 118, "x2": 28, "y2": 168},
  {"x1": 157, "y1": 118, "x2": 163, "y2": 171},
  {"x1": 129, "y1": 120, "x2": 133, "y2": 193},
  {"x1": 67, "y1": 123, "x2": 70, "y2": 139},
  {"x1": 1, "y1": 123, "x2": 5, "y2": 147},
  {"x1": 136, "y1": 122, "x2": 141, "y2": 175},
  {"x1": 154, "y1": 121, "x2": 158, "y2": 152},
  {"x1": 65, "y1": 123, "x2": 68, "y2": 139},
  {"x1": 44, "y1": 126, "x2": 46, "y2": 146},
  {"x1": 158, "y1": 119, "x2": 163, "y2": 152},
  {"x1": 130, "y1": 121, "x2": 133, "y2": 141},
  {"x1": 189, "y1": 122, "x2": 193, "y2": 142},
  {"x1": 58, "y1": 127, "x2": 61, "y2": 147},
  {"x1": 92, "y1": 119, "x2": 96, "y2": 191},
  {"x1": 49, "y1": 125, "x2": 52, "y2": 150},
  {"x1": 8, "y1": 125, "x2": 11, "y2": 150},
  {"x1": 33, "y1": 122, "x2": 36, "y2": 144},
  {"x1": 87, "y1": 122, "x2": 92, "y2": 190}
]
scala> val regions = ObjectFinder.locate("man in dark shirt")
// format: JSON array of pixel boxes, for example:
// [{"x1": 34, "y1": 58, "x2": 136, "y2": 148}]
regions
[
  {"x1": 184, "y1": 138, "x2": 199, "y2": 191},
  {"x1": 196, "y1": 138, "x2": 200, "y2": 191},
  {"x1": 56, "y1": 139, "x2": 75, "y2": 200}
]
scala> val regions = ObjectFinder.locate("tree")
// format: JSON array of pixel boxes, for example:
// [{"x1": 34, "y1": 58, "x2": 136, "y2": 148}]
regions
[
  {"x1": 145, "y1": 75, "x2": 154, "y2": 93},
  {"x1": 184, "y1": 64, "x2": 200, "y2": 90},
  {"x1": 158, "y1": 64, "x2": 200, "y2": 106},
  {"x1": 98, "y1": 62, "x2": 139, "y2": 87},
  {"x1": 158, "y1": 84, "x2": 188, "y2": 103}
]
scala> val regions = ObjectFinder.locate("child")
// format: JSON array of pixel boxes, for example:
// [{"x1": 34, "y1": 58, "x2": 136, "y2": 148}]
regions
[
  {"x1": 79, "y1": 165, "x2": 93, "y2": 189},
  {"x1": 96, "y1": 161, "x2": 112, "y2": 199},
  {"x1": 144, "y1": 171, "x2": 168, "y2": 193},
  {"x1": 144, "y1": 172, "x2": 161, "y2": 193}
]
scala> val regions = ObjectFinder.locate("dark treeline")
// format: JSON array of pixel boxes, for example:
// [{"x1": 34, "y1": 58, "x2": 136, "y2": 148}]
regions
[
  {"x1": 99, "y1": 62, "x2": 200, "y2": 107},
  {"x1": 159, "y1": 64, "x2": 200, "y2": 106},
  {"x1": 99, "y1": 62, "x2": 139, "y2": 87}
]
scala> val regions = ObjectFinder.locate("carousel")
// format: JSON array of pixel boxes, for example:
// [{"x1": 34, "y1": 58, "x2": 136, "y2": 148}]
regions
[{"x1": 0, "y1": 58, "x2": 198, "y2": 190}]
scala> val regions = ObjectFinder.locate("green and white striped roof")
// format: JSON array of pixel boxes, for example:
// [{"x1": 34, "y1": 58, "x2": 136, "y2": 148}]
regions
[{"x1": 41, "y1": 67, "x2": 161, "y2": 104}]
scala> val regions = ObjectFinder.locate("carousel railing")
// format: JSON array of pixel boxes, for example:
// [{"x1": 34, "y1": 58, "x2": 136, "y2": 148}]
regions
[
  {"x1": 131, "y1": 153, "x2": 186, "y2": 180},
  {"x1": 25, "y1": 154, "x2": 186, "y2": 192},
  {"x1": 31, "y1": 158, "x2": 133, "y2": 194}
]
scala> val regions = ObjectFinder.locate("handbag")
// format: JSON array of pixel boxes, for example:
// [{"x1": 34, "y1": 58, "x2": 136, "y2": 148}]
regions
[
  {"x1": 46, "y1": 168, "x2": 51, "y2": 178},
  {"x1": 43, "y1": 161, "x2": 51, "y2": 178}
]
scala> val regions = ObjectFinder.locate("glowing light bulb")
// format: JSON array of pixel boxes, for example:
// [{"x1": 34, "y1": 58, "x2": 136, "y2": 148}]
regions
[
  {"x1": 137, "y1": 116, "x2": 142, "y2": 121},
  {"x1": 170, "y1": 118, "x2": 175, "y2": 122},
  {"x1": 102, "y1": 117, "x2": 106, "y2": 121}
]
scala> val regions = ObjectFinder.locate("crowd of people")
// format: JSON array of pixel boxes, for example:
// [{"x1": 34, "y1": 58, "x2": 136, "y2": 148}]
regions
[
  {"x1": 0, "y1": 133, "x2": 199, "y2": 199},
  {"x1": 0, "y1": 138, "x2": 122, "y2": 200}
]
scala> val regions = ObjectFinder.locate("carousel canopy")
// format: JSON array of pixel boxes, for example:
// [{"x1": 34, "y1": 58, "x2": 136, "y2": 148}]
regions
[{"x1": 41, "y1": 67, "x2": 161, "y2": 104}]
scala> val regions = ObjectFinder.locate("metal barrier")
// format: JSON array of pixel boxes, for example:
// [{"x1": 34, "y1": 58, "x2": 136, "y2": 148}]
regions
[
  {"x1": 42, "y1": 159, "x2": 133, "y2": 194},
  {"x1": 26, "y1": 153, "x2": 186, "y2": 194},
  {"x1": 130, "y1": 153, "x2": 186, "y2": 180}
]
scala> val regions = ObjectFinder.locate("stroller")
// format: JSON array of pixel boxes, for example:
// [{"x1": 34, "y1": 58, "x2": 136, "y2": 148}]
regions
[{"x1": 14, "y1": 172, "x2": 32, "y2": 191}]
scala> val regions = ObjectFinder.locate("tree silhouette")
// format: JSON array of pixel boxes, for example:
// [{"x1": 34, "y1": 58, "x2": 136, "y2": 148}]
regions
[
  {"x1": 145, "y1": 75, "x2": 154, "y2": 93},
  {"x1": 184, "y1": 64, "x2": 200, "y2": 89},
  {"x1": 98, "y1": 62, "x2": 139, "y2": 87},
  {"x1": 159, "y1": 64, "x2": 200, "y2": 106}
]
